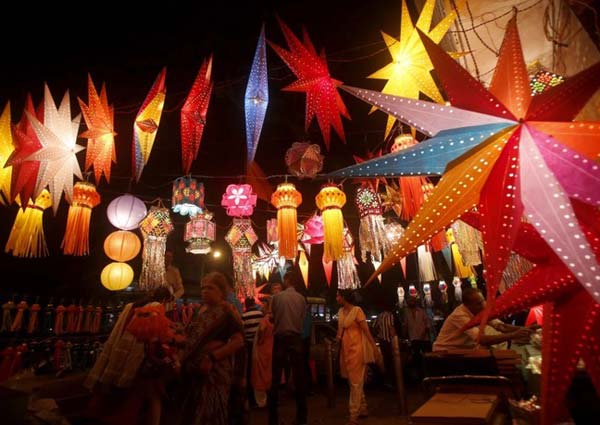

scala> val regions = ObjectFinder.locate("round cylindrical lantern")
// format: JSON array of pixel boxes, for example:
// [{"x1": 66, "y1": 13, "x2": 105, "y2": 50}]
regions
[
  {"x1": 315, "y1": 184, "x2": 346, "y2": 262},
  {"x1": 271, "y1": 182, "x2": 302, "y2": 259},
  {"x1": 101, "y1": 262, "x2": 134, "y2": 291},
  {"x1": 106, "y1": 194, "x2": 147, "y2": 230},
  {"x1": 172, "y1": 177, "x2": 204, "y2": 217},
  {"x1": 104, "y1": 230, "x2": 141, "y2": 262},
  {"x1": 185, "y1": 212, "x2": 216, "y2": 254}
]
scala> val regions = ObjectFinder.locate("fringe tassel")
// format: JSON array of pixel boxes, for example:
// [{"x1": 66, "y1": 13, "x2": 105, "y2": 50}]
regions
[
  {"x1": 451, "y1": 219, "x2": 483, "y2": 266},
  {"x1": 501, "y1": 252, "x2": 534, "y2": 291},
  {"x1": 139, "y1": 236, "x2": 168, "y2": 290},
  {"x1": 417, "y1": 245, "x2": 437, "y2": 282},
  {"x1": 5, "y1": 190, "x2": 52, "y2": 257},
  {"x1": 61, "y1": 182, "x2": 100, "y2": 256}
]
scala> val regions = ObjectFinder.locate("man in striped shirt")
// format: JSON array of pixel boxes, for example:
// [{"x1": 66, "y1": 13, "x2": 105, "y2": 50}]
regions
[{"x1": 242, "y1": 297, "x2": 264, "y2": 407}]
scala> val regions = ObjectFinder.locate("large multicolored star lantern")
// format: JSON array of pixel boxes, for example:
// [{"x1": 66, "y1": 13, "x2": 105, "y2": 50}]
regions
[
  {"x1": 78, "y1": 75, "x2": 116, "y2": 184},
  {"x1": 27, "y1": 85, "x2": 84, "y2": 213},
  {"x1": 181, "y1": 56, "x2": 213, "y2": 174},
  {"x1": 269, "y1": 18, "x2": 350, "y2": 149},
  {"x1": 368, "y1": 0, "x2": 460, "y2": 138},
  {"x1": 133, "y1": 68, "x2": 166, "y2": 181}
]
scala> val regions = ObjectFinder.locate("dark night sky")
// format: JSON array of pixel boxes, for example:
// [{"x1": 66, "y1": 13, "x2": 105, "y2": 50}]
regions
[{"x1": 0, "y1": 1, "x2": 452, "y2": 306}]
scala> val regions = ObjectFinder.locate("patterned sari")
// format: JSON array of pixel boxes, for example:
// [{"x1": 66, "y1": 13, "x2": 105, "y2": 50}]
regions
[{"x1": 176, "y1": 303, "x2": 244, "y2": 425}]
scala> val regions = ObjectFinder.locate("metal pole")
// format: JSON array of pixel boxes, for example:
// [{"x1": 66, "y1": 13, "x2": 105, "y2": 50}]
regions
[
  {"x1": 325, "y1": 338, "x2": 335, "y2": 408},
  {"x1": 391, "y1": 335, "x2": 407, "y2": 416}
]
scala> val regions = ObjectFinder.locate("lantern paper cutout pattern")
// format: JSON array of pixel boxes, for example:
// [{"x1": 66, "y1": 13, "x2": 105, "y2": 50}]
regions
[
  {"x1": 368, "y1": 0, "x2": 459, "y2": 137},
  {"x1": 530, "y1": 69, "x2": 564, "y2": 95},
  {"x1": 299, "y1": 249, "x2": 309, "y2": 287},
  {"x1": 271, "y1": 182, "x2": 302, "y2": 260},
  {"x1": 269, "y1": 18, "x2": 350, "y2": 149},
  {"x1": 185, "y1": 212, "x2": 216, "y2": 254},
  {"x1": 225, "y1": 218, "x2": 258, "y2": 299},
  {"x1": 397, "y1": 286, "x2": 405, "y2": 306},
  {"x1": 253, "y1": 243, "x2": 279, "y2": 280},
  {"x1": 26, "y1": 85, "x2": 84, "y2": 213},
  {"x1": 245, "y1": 26, "x2": 269, "y2": 164},
  {"x1": 266, "y1": 218, "x2": 278, "y2": 245},
  {"x1": 61, "y1": 181, "x2": 101, "y2": 256},
  {"x1": 5, "y1": 189, "x2": 52, "y2": 257},
  {"x1": 139, "y1": 206, "x2": 173, "y2": 290},
  {"x1": 8, "y1": 94, "x2": 43, "y2": 206},
  {"x1": 315, "y1": 185, "x2": 346, "y2": 262},
  {"x1": 221, "y1": 184, "x2": 257, "y2": 217},
  {"x1": 337, "y1": 228, "x2": 361, "y2": 290},
  {"x1": 172, "y1": 177, "x2": 204, "y2": 217},
  {"x1": 104, "y1": 230, "x2": 141, "y2": 262},
  {"x1": 0, "y1": 102, "x2": 14, "y2": 204},
  {"x1": 417, "y1": 244, "x2": 437, "y2": 282},
  {"x1": 133, "y1": 68, "x2": 166, "y2": 181},
  {"x1": 285, "y1": 142, "x2": 324, "y2": 179},
  {"x1": 182, "y1": 57, "x2": 213, "y2": 174},
  {"x1": 106, "y1": 194, "x2": 147, "y2": 230},
  {"x1": 77, "y1": 75, "x2": 116, "y2": 184},
  {"x1": 101, "y1": 262, "x2": 134, "y2": 291},
  {"x1": 355, "y1": 187, "x2": 391, "y2": 263}
]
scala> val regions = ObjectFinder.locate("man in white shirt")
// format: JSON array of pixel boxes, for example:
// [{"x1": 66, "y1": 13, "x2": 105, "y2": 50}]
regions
[{"x1": 433, "y1": 288, "x2": 531, "y2": 351}]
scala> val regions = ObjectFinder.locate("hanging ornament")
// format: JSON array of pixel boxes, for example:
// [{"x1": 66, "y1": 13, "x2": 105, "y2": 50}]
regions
[
  {"x1": 393, "y1": 134, "x2": 430, "y2": 220},
  {"x1": 266, "y1": 218, "x2": 278, "y2": 245},
  {"x1": 397, "y1": 287, "x2": 405, "y2": 306},
  {"x1": 355, "y1": 187, "x2": 391, "y2": 263},
  {"x1": 285, "y1": 142, "x2": 324, "y2": 179},
  {"x1": 322, "y1": 256, "x2": 333, "y2": 287},
  {"x1": 225, "y1": 218, "x2": 258, "y2": 299},
  {"x1": 438, "y1": 280, "x2": 448, "y2": 304},
  {"x1": 221, "y1": 184, "x2": 257, "y2": 217},
  {"x1": 299, "y1": 249, "x2": 309, "y2": 287},
  {"x1": 0, "y1": 102, "x2": 14, "y2": 204},
  {"x1": 337, "y1": 228, "x2": 361, "y2": 290},
  {"x1": 182, "y1": 57, "x2": 213, "y2": 174},
  {"x1": 315, "y1": 184, "x2": 346, "y2": 262},
  {"x1": 451, "y1": 219, "x2": 483, "y2": 266},
  {"x1": 185, "y1": 212, "x2": 216, "y2": 254},
  {"x1": 271, "y1": 182, "x2": 302, "y2": 259},
  {"x1": 77, "y1": 75, "x2": 116, "y2": 184},
  {"x1": 302, "y1": 214, "x2": 324, "y2": 245},
  {"x1": 529, "y1": 68, "x2": 564, "y2": 95},
  {"x1": 26, "y1": 85, "x2": 84, "y2": 213},
  {"x1": 101, "y1": 262, "x2": 134, "y2": 291},
  {"x1": 380, "y1": 181, "x2": 403, "y2": 218},
  {"x1": 171, "y1": 177, "x2": 204, "y2": 217},
  {"x1": 423, "y1": 283, "x2": 433, "y2": 307},
  {"x1": 352, "y1": 150, "x2": 387, "y2": 192},
  {"x1": 417, "y1": 244, "x2": 437, "y2": 282},
  {"x1": 104, "y1": 230, "x2": 141, "y2": 262},
  {"x1": 139, "y1": 206, "x2": 173, "y2": 290},
  {"x1": 61, "y1": 181, "x2": 100, "y2": 256},
  {"x1": 245, "y1": 26, "x2": 268, "y2": 164},
  {"x1": 5, "y1": 189, "x2": 52, "y2": 257},
  {"x1": 133, "y1": 68, "x2": 166, "y2": 181},
  {"x1": 106, "y1": 194, "x2": 147, "y2": 230},
  {"x1": 269, "y1": 18, "x2": 350, "y2": 148},
  {"x1": 408, "y1": 284, "x2": 418, "y2": 299},
  {"x1": 447, "y1": 228, "x2": 475, "y2": 278}
]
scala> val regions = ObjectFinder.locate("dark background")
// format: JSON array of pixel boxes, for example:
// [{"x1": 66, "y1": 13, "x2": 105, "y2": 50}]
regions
[{"x1": 0, "y1": 0, "x2": 460, "y2": 308}]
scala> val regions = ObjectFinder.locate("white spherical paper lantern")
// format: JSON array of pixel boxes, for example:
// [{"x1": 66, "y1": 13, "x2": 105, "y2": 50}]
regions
[{"x1": 106, "y1": 194, "x2": 147, "y2": 230}]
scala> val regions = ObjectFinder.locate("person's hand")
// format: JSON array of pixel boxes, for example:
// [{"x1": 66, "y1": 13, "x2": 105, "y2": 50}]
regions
[{"x1": 511, "y1": 328, "x2": 531, "y2": 345}]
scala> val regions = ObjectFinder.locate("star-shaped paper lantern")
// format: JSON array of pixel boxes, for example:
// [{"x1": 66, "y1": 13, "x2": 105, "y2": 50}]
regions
[
  {"x1": 352, "y1": 149, "x2": 386, "y2": 192},
  {"x1": 245, "y1": 25, "x2": 268, "y2": 164},
  {"x1": 368, "y1": 0, "x2": 459, "y2": 137},
  {"x1": 182, "y1": 57, "x2": 213, "y2": 174},
  {"x1": 0, "y1": 102, "x2": 14, "y2": 204},
  {"x1": 133, "y1": 68, "x2": 166, "y2": 181},
  {"x1": 7, "y1": 94, "x2": 42, "y2": 206},
  {"x1": 26, "y1": 84, "x2": 84, "y2": 213},
  {"x1": 285, "y1": 142, "x2": 324, "y2": 179},
  {"x1": 332, "y1": 17, "x2": 600, "y2": 311},
  {"x1": 269, "y1": 18, "x2": 350, "y2": 149},
  {"x1": 78, "y1": 75, "x2": 116, "y2": 184}
]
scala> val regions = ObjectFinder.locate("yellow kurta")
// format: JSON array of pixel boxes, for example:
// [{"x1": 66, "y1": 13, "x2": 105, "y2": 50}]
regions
[{"x1": 338, "y1": 306, "x2": 367, "y2": 384}]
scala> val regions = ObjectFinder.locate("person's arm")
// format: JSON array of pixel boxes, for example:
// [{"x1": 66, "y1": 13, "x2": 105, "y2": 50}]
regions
[
  {"x1": 356, "y1": 308, "x2": 377, "y2": 348},
  {"x1": 478, "y1": 329, "x2": 530, "y2": 347},
  {"x1": 210, "y1": 332, "x2": 244, "y2": 361}
]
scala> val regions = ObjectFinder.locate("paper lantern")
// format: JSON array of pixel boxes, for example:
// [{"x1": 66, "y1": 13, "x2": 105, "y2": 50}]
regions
[
  {"x1": 355, "y1": 187, "x2": 391, "y2": 263},
  {"x1": 106, "y1": 194, "x2": 147, "y2": 230},
  {"x1": 299, "y1": 249, "x2": 309, "y2": 287},
  {"x1": 226, "y1": 218, "x2": 258, "y2": 299},
  {"x1": 397, "y1": 287, "x2": 405, "y2": 306},
  {"x1": 337, "y1": 228, "x2": 361, "y2": 290},
  {"x1": 530, "y1": 69, "x2": 564, "y2": 95},
  {"x1": 393, "y1": 134, "x2": 429, "y2": 220},
  {"x1": 271, "y1": 182, "x2": 302, "y2": 259},
  {"x1": 285, "y1": 142, "x2": 323, "y2": 179},
  {"x1": 0, "y1": 102, "x2": 14, "y2": 205},
  {"x1": 315, "y1": 184, "x2": 346, "y2": 262},
  {"x1": 139, "y1": 206, "x2": 173, "y2": 290},
  {"x1": 266, "y1": 218, "x2": 278, "y2": 244},
  {"x1": 172, "y1": 177, "x2": 204, "y2": 217},
  {"x1": 185, "y1": 212, "x2": 216, "y2": 254},
  {"x1": 221, "y1": 184, "x2": 257, "y2": 217},
  {"x1": 5, "y1": 189, "x2": 52, "y2": 257},
  {"x1": 322, "y1": 256, "x2": 333, "y2": 287},
  {"x1": 62, "y1": 181, "x2": 101, "y2": 256},
  {"x1": 104, "y1": 230, "x2": 141, "y2": 262},
  {"x1": 302, "y1": 214, "x2": 324, "y2": 245},
  {"x1": 417, "y1": 244, "x2": 437, "y2": 282},
  {"x1": 101, "y1": 262, "x2": 134, "y2": 291},
  {"x1": 245, "y1": 26, "x2": 268, "y2": 164},
  {"x1": 78, "y1": 75, "x2": 116, "y2": 184},
  {"x1": 438, "y1": 280, "x2": 448, "y2": 304}
]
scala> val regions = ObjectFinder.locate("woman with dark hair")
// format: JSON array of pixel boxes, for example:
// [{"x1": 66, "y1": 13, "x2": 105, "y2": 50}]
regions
[
  {"x1": 177, "y1": 272, "x2": 245, "y2": 425},
  {"x1": 336, "y1": 289, "x2": 378, "y2": 425}
]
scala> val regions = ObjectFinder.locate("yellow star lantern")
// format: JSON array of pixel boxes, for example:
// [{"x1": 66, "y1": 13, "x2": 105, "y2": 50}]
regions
[
  {"x1": 368, "y1": 0, "x2": 460, "y2": 137},
  {"x1": 0, "y1": 102, "x2": 13, "y2": 204}
]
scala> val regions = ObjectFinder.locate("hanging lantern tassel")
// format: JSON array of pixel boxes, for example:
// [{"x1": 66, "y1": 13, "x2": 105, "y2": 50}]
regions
[
  {"x1": 397, "y1": 287, "x2": 405, "y2": 306},
  {"x1": 271, "y1": 183, "x2": 302, "y2": 259},
  {"x1": 447, "y1": 228, "x2": 475, "y2": 279},
  {"x1": 139, "y1": 206, "x2": 173, "y2": 290},
  {"x1": 336, "y1": 228, "x2": 360, "y2": 290},
  {"x1": 5, "y1": 189, "x2": 52, "y2": 257},
  {"x1": 299, "y1": 249, "x2": 309, "y2": 287},
  {"x1": 423, "y1": 283, "x2": 433, "y2": 307},
  {"x1": 316, "y1": 184, "x2": 346, "y2": 262},
  {"x1": 417, "y1": 244, "x2": 437, "y2": 282},
  {"x1": 355, "y1": 187, "x2": 391, "y2": 263},
  {"x1": 225, "y1": 218, "x2": 258, "y2": 299},
  {"x1": 62, "y1": 182, "x2": 101, "y2": 256}
]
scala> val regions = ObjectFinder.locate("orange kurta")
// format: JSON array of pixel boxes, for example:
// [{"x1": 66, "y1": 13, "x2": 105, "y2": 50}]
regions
[
  {"x1": 252, "y1": 316, "x2": 274, "y2": 391},
  {"x1": 338, "y1": 306, "x2": 367, "y2": 384}
]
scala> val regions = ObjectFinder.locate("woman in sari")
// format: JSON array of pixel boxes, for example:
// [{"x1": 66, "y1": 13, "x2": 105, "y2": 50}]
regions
[
  {"x1": 336, "y1": 289, "x2": 378, "y2": 425},
  {"x1": 177, "y1": 272, "x2": 245, "y2": 425},
  {"x1": 251, "y1": 297, "x2": 274, "y2": 407}
]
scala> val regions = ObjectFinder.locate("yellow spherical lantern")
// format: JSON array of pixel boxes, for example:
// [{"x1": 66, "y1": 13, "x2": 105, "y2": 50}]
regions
[
  {"x1": 271, "y1": 182, "x2": 302, "y2": 260},
  {"x1": 104, "y1": 230, "x2": 141, "y2": 262},
  {"x1": 101, "y1": 262, "x2": 134, "y2": 291}
]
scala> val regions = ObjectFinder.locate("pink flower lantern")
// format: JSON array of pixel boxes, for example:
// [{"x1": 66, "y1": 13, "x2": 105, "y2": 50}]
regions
[{"x1": 221, "y1": 184, "x2": 257, "y2": 217}]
